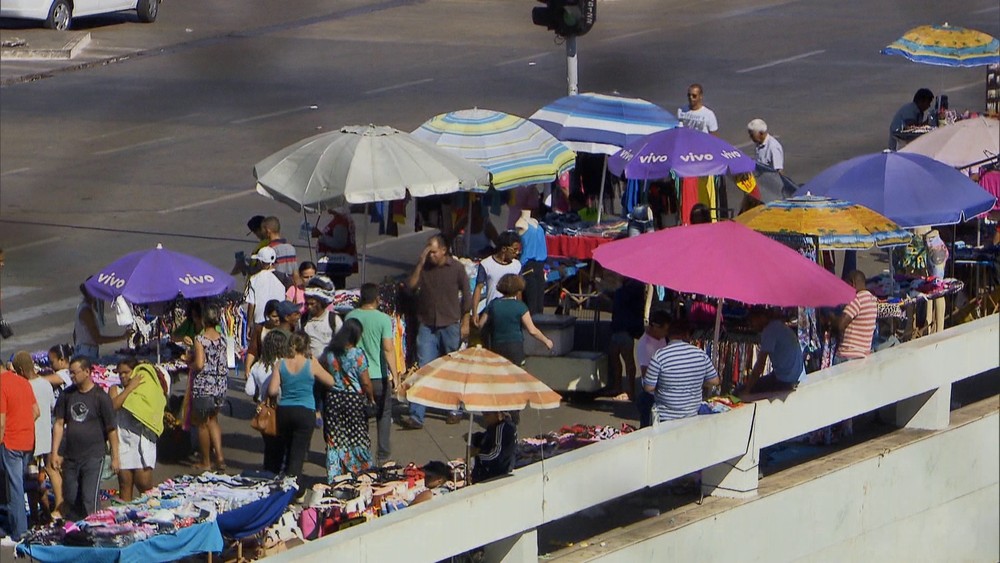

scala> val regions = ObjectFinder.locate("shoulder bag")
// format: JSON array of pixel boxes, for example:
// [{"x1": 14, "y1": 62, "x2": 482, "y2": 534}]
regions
[{"x1": 251, "y1": 398, "x2": 279, "y2": 436}]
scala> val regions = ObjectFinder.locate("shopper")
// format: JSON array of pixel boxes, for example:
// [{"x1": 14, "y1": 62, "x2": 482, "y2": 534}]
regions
[
  {"x1": 12, "y1": 351, "x2": 55, "y2": 524},
  {"x1": 635, "y1": 310, "x2": 670, "y2": 428},
  {"x1": 50, "y1": 357, "x2": 119, "y2": 520},
  {"x1": 302, "y1": 284, "x2": 341, "y2": 359},
  {"x1": 677, "y1": 83, "x2": 719, "y2": 134},
  {"x1": 608, "y1": 278, "x2": 646, "y2": 401},
  {"x1": 109, "y1": 358, "x2": 166, "y2": 501},
  {"x1": 320, "y1": 319, "x2": 375, "y2": 481},
  {"x1": 261, "y1": 216, "x2": 299, "y2": 283},
  {"x1": 836, "y1": 270, "x2": 878, "y2": 364},
  {"x1": 747, "y1": 118, "x2": 784, "y2": 173},
  {"x1": 744, "y1": 308, "x2": 805, "y2": 393},
  {"x1": 478, "y1": 274, "x2": 553, "y2": 366},
  {"x1": 74, "y1": 283, "x2": 129, "y2": 360},
  {"x1": 1, "y1": 366, "x2": 39, "y2": 541},
  {"x1": 246, "y1": 329, "x2": 290, "y2": 475},
  {"x1": 246, "y1": 246, "x2": 287, "y2": 325},
  {"x1": 286, "y1": 261, "x2": 318, "y2": 312},
  {"x1": 268, "y1": 332, "x2": 336, "y2": 491},
  {"x1": 244, "y1": 299, "x2": 281, "y2": 376},
  {"x1": 471, "y1": 230, "x2": 522, "y2": 323},
  {"x1": 642, "y1": 319, "x2": 721, "y2": 423},
  {"x1": 188, "y1": 304, "x2": 228, "y2": 472},
  {"x1": 41, "y1": 344, "x2": 73, "y2": 515}
]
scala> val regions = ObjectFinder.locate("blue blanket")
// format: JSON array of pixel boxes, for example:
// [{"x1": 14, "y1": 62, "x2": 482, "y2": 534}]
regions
[{"x1": 16, "y1": 520, "x2": 223, "y2": 563}]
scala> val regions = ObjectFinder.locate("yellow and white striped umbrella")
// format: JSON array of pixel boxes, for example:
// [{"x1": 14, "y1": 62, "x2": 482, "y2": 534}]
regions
[{"x1": 405, "y1": 346, "x2": 561, "y2": 412}]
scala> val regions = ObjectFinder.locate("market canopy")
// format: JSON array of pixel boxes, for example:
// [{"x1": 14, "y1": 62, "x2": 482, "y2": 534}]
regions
[
  {"x1": 411, "y1": 108, "x2": 576, "y2": 191},
  {"x1": 253, "y1": 124, "x2": 490, "y2": 212},
  {"x1": 608, "y1": 126, "x2": 756, "y2": 179},
  {"x1": 881, "y1": 23, "x2": 1000, "y2": 67},
  {"x1": 798, "y1": 151, "x2": 997, "y2": 228},
  {"x1": 899, "y1": 116, "x2": 1000, "y2": 169},
  {"x1": 592, "y1": 221, "x2": 856, "y2": 308},
  {"x1": 84, "y1": 243, "x2": 236, "y2": 304},
  {"x1": 734, "y1": 194, "x2": 913, "y2": 250},
  {"x1": 529, "y1": 92, "x2": 679, "y2": 155}
]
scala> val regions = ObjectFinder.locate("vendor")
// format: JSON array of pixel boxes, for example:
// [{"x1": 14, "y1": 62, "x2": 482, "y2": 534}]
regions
[
  {"x1": 888, "y1": 88, "x2": 937, "y2": 150},
  {"x1": 743, "y1": 308, "x2": 805, "y2": 394},
  {"x1": 470, "y1": 411, "x2": 517, "y2": 483}
]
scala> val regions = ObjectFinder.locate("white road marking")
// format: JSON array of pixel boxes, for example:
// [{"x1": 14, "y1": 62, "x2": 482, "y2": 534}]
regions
[
  {"x1": 736, "y1": 50, "x2": 826, "y2": 73},
  {"x1": 734, "y1": 140, "x2": 754, "y2": 150},
  {"x1": 1, "y1": 167, "x2": 30, "y2": 176},
  {"x1": 0, "y1": 286, "x2": 39, "y2": 299},
  {"x1": 600, "y1": 29, "x2": 658, "y2": 43},
  {"x1": 365, "y1": 78, "x2": 434, "y2": 95},
  {"x1": 971, "y1": 5, "x2": 999, "y2": 13},
  {"x1": 496, "y1": 52, "x2": 551, "y2": 67},
  {"x1": 230, "y1": 106, "x2": 313, "y2": 125},
  {"x1": 944, "y1": 80, "x2": 986, "y2": 93},
  {"x1": 82, "y1": 113, "x2": 202, "y2": 141},
  {"x1": 158, "y1": 190, "x2": 256, "y2": 214},
  {"x1": 4, "y1": 297, "x2": 80, "y2": 324},
  {"x1": 0, "y1": 324, "x2": 74, "y2": 350},
  {"x1": 93, "y1": 136, "x2": 175, "y2": 156},
  {"x1": 3, "y1": 236, "x2": 62, "y2": 252}
]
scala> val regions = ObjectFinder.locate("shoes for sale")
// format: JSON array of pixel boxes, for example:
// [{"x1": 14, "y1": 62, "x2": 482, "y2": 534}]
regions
[{"x1": 446, "y1": 414, "x2": 463, "y2": 425}]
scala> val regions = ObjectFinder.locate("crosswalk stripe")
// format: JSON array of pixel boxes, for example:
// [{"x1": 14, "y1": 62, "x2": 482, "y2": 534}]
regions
[
  {"x1": 0, "y1": 286, "x2": 39, "y2": 299},
  {"x1": 4, "y1": 297, "x2": 80, "y2": 324},
  {"x1": 0, "y1": 324, "x2": 74, "y2": 352}
]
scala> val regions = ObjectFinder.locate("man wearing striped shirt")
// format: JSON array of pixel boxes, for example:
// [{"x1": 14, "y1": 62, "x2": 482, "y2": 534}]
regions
[
  {"x1": 836, "y1": 270, "x2": 878, "y2": 363},
  {"x1": 642, "y1": 319, "x2": 720, "y2": 422}
]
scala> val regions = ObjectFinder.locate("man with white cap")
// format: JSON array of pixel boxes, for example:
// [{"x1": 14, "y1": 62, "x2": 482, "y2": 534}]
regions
[
  {"x1": 747, "y1": 118, "x2": 784, "y2": 173},
  {"x1": 246, "y1": 247, "x2": 286, "y2": 325}
]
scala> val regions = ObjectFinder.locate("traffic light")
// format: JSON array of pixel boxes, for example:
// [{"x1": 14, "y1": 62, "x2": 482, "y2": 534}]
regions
[
  {"x1": 532, "y1": 0, "x2": 565, "y2": 33},
  {"x1": 532, "y1": 0, "x2": 597, "y2": 37}
]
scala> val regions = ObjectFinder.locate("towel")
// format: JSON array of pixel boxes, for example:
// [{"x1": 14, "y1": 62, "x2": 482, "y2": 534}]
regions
[{"x1": 122, "y1": 363, "x2": 167, "y2": 436}]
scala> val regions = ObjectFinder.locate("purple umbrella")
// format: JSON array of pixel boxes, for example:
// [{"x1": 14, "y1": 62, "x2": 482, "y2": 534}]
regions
[
  {"x1": 608, "y1": 127, "x2": 756, "y2": 179},
  {"x1": 85, "y1": 244, "x2": 236, "y2": 304},
  {"x1": 798, "y1": 151, "x2": 997, "y2": 228}
]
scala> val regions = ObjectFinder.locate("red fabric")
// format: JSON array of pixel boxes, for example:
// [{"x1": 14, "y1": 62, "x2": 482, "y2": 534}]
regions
[
  {"x1": 978, "y1": 170, "x2": 1000, "y2": 211},
  {"x1": 680, "y1": 177, "x2": 699, "y2": 225},
  {"x1": 0, "y1": 371, "x2": 37, "y2": 452},
  {"x1": 545, "y1": 235, "x2": 616, "y2": 260}
]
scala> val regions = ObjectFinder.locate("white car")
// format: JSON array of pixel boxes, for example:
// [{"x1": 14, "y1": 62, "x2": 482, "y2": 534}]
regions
[{"x1": 0, "y1": 0, "x2": 159, "y2": 30}]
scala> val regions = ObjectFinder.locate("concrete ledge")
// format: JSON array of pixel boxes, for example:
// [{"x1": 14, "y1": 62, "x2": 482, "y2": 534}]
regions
[{"x1": 0, "y1": 31, "x2": 90, "y2": 60}]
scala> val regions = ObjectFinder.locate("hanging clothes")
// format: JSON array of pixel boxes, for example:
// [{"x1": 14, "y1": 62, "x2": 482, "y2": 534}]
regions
[{"x1": 680, "y1": 177, "x2": 699, "y2": 225}]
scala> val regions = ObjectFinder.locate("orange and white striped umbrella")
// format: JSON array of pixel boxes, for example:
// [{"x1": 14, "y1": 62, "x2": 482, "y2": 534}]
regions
[{"x1": 405, "y1": 346, "x2": 562, "y2": 411}]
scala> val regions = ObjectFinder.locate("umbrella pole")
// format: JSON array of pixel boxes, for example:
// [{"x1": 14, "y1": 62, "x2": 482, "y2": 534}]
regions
[
  {"x1": 302, "y1": 208, "x2": 315, "y2": 263},
  {"x1": 466, "y1": 413, "x2": 474, "y2": 485},
  {"x1": 596, "y1": 155, "x2": 608, "y2": 224},
  {"x1": 467, "y1": 194, "x2": 474, "y2": 257},
  {"x1": 362, "y1": 203, "x2": 369, "y2": 283},
  {"x1": 712, "y1": 298, "x2": 724, "y2": 369}
]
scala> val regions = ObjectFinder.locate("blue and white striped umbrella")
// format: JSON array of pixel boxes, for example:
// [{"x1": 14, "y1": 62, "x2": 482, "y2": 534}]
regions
[
  {"x1": 529, "y1": 92, "x2": 680, "y2": 155},
  {"x1": 412, "y1": 108, "x2": 576, "y2": 191}
]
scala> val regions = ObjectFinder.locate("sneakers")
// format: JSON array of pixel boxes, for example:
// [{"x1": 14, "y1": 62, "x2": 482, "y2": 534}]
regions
[
  {"x1": 1, "y1": 536, "x2": 20, "y2": 548},
  {"x1": 399, "y1": 415, "x2": 423, "y2": 430}
]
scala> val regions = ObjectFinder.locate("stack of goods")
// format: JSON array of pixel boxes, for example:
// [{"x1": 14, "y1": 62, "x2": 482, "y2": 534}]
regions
[
  {"x1": 331, "y1": 289, "x2": 361, "y2": 314},
  {"x1": 515, "y1": 424, "x2": 636, "y2": 467},
  {"x1": 697, "y1": 395, "x2": 743, "y2": 415}
]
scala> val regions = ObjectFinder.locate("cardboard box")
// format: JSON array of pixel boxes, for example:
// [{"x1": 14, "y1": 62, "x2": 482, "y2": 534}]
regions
[
  {"x1": 522, "y1": 351, "x2": 607, "y2": 392},
  {"x1": 524, "y1": 314, "x2": 576, "y2": 357}
]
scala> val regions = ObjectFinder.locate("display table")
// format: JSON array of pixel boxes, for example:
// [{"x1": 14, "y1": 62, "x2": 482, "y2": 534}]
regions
[
  {"x1": 16, "y1": 520, "x2": 223, "y2": 563},
  {"x1": 545, "y1": 234, "x2": 617, "y2": 260},
  {"x1": 869, "y1": 276, "x2": 965, "y2": 340}
]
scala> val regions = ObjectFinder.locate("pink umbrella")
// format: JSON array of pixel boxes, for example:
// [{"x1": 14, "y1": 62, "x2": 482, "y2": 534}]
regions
[{"x1": 592, "y1": 221, "x2": 856, "y2": 307}]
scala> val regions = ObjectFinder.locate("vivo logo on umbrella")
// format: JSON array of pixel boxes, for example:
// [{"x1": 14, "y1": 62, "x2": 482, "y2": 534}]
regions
[
  {"x1": 639, "y1": 153, "x2": 669, "y2": 164},
  {"x1": 679, "y1": 152, "x2": 715, "y2": 163},
  {"x1": 97, "y1": 273, "x2": 126, "y2": 289},
  {"x1": 179, "y1": 273, "x2": 216, "y2": 286}
]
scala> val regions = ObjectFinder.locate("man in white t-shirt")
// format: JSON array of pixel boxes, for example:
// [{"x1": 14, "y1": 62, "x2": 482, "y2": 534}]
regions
[
  {"x1": 677, "y1": 83, "x2": 719, "y2": 135},
  {"x1": 246, "y1": 247, "x2": 287, "y2": 325},
  {"x1": 747, "y1": 118, "x2": 784, "y2": 173},
  {"x1": 635, "y1": 310, "x2": 670, "y2": 428}
]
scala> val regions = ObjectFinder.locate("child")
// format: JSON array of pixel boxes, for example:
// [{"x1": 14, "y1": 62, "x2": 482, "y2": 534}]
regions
[{"x1": 477, "y1": 274, "x2": 553, "y2": 366}]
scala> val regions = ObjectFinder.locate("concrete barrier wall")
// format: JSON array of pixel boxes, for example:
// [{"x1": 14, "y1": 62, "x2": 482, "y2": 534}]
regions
[
  {"x1": 568, "y1": 404, "x2": 999, "y2": 563},
  {"x1": 269, "y1": 315, "x2": 999, "y2": 562}
]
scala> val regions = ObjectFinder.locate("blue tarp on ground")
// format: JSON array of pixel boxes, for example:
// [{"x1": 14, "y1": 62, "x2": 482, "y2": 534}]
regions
[{"x1": 15, "y1": 520, "x2": 223, "y2": 563}]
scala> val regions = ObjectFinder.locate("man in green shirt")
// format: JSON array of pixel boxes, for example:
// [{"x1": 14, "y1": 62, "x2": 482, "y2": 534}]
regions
[{"x1": 345, "y1": 283, "x2": 397, "y2": 464}]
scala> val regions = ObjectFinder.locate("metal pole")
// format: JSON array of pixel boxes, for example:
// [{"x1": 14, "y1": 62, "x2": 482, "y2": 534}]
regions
[
  {"x1": 566, "y1": 35, "x2": 578, "y2": 96},
  {"x1": 362, "y1": 202, "x2": 369, "y2": 282},
  {"x1": 595, "y1": 155, "x2": 608, "y2": 223}
]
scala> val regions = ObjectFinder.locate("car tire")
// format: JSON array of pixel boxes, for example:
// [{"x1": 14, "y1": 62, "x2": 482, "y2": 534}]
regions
[
  {"x1": 43, "y1": 0, "x2": 72, "y2": 31},
  {"x1": 136, "y1": 0, "x2": 158, "y2": 23}
]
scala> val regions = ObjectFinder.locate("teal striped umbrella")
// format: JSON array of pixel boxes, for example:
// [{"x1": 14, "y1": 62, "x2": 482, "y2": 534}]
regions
[{"x1": 412, "y1": 108, "x2": 576, "y2": 191}]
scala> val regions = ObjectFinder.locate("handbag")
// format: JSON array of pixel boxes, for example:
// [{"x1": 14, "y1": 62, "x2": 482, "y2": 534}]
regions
[
  {"x1": 0, "y1": 314, "x2": 12, "y2": 339},
  {"x1": 251, "y1": 399, "x2": 278, "y2": 436}
]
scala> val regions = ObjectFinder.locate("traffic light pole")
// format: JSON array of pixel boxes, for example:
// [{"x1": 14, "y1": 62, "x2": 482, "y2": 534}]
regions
[{"x1": 566, "y1": 35, "x2": 578, "y2": 95}]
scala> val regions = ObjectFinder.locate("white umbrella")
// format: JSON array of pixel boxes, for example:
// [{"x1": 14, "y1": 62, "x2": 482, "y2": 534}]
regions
[
  {"x1": 899, "y1": 116, "x2": 999, "y2": 170},
  {"x1": 254, "y1": 124, "x2": 490, "y2": 211}
]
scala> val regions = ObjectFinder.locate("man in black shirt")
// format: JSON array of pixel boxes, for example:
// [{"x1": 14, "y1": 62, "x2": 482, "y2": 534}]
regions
[{"x1": 50, "y1": 356, "x2": 119, "y2": 520}]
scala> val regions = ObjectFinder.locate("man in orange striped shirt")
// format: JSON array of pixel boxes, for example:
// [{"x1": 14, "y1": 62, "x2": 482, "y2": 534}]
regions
[{"x1": 835, "y1": 271, "x2": 878, "y2": 364}]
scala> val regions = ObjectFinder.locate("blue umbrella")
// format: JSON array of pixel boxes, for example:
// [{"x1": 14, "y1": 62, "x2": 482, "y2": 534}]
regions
[
  {"x1": 529, "y1": 92, "x2": 679, "y2": 156},
  {"x1": 798, "y1": 152, "x2": 997, "y2": 228},
  {"x1": 85, "y1": 243, "x2": 236, "y2": 304},
  {"x1": 608, "y1": 127, "x2": 756, "y2": 179}
]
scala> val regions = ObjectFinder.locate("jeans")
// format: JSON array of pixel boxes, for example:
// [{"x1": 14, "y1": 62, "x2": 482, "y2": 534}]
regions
[
  {"x1": 62, "y1": 456, "x2": 105, "y2": 520},
  {"x1": 1, "y1": 446, "x2": 30, "y2": 539},
  {"x1": 521, "y1": 260, "x2": 545, "y2": 314},
  {"x1": 371, "y1": 378, "x2": 392, "y2": 463},
  {"x1": 277, "y1": 405, "x2": 315, "y2": 490},
  {"x1": 410, "y1": 323, "x2": 462, "y2": 424},
  {"x1": 636, "y1": 391, "x2": 655, "y2": 429}
]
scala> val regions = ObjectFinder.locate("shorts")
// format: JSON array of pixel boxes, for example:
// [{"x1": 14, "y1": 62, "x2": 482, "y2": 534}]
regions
[
  {"x1": 610, "y1": 331, "x2": 635, "y2": 348},
  {"x1": 191, "y1": 395, "x2": 224, "y2": 421},
  {"x1": 118, "y1": 411, "x2": 158, "y2": 470}
]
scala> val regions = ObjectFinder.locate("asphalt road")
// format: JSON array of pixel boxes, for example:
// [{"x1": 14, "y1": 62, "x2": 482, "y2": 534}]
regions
[{"x1": 0, "y1": 0, "x2": 998, "y2": 551}]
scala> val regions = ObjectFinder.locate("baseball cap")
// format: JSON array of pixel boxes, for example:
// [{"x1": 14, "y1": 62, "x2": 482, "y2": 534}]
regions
[
  {"x1": 246, "y1": 215, "x2": 266, "y2": 235},
  {"x1": 275, "y1": 300, "x2": 300, "y2": 319},
  {"x1": 251, "y1": 246, "x2": 277, "y2": 264}
]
